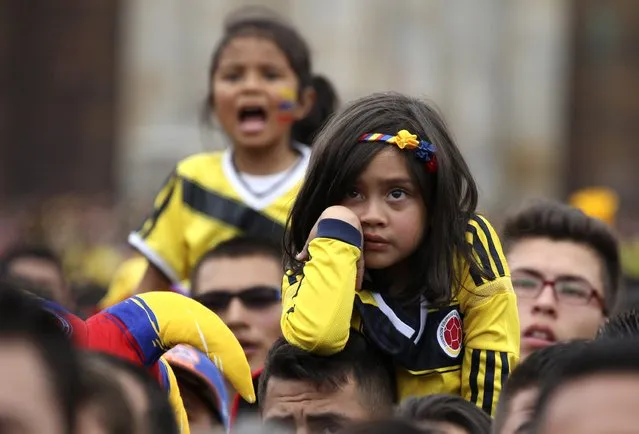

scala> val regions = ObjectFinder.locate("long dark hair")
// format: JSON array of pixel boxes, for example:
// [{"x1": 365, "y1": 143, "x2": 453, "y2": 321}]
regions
[
  {"x1": 284, "y1": 92, "x2": 481, "y2": 304},
  {"x1": 202, "y1": 7, "x2": 338, "y2": 145}
]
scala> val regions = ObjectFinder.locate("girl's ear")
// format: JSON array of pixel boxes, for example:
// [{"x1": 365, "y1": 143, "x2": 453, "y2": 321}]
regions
[{"x1": 293, "y1": 85, "x2": 316, "y2": 121}]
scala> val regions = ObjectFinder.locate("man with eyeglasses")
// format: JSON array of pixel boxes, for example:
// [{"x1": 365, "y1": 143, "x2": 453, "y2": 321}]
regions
[{"x1": 501, "y1": 199, "x2": 621, "y2": 361}]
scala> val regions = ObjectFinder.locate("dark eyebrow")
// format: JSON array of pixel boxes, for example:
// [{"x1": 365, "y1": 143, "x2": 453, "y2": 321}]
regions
[
  {"x1": 306, "y1": 413, "x2": 351, "y2": 425},
  {"x1": 263, "y1": 415, "x2": 295, "y2": 428},
  {"x1": 510, "y1": 268, "x2": 545, "y2": 278}
]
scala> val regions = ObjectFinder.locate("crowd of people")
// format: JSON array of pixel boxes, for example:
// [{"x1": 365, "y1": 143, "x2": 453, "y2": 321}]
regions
[{"x1": 3, "y1": 5, "x2": 638, "y2": 434}]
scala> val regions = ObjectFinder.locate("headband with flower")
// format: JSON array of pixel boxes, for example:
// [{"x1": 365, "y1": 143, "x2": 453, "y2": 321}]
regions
[{"x1": 358, "y1": 129, "x2": 438, "y2": 173}]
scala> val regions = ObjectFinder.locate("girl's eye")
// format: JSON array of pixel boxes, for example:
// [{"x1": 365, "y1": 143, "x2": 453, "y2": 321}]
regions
[
  {"x1": 388, "y1": 189, "x2": 407, "y2": 200},
  {"x1": 262, "y1": 68, "x2": 282, "y2": 80},
  {"x1": 346, "y1": 190, "x2": 361, "y2": 199},
  {"x1": 221, "y1": 71, "x2": 242, "y2": 82}
]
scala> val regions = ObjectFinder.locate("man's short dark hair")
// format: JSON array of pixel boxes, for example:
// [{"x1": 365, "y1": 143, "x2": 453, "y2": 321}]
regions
[
  {"x1": 0, "y1": 244, "x2": 64, "y2": 277},
  {"x1": 0, "y1": 280, "x2": 81, "y2": 434},
  {"x1": 191, "y1": 236, "x2": 282, "y2": 293},
  {"x1": 258, "y1": 333, "x2": 396, "y2": 415},
  {"x1": 85, "y1": 352, "x2": 178, "y2": 434},
  {"x1": 493, "y1": 341, "x2": 588, "y2": 434},
  {"x1": 78, "y1": 352, "x2": 135, "y2": 434},
  {"x1": 597, "y1": 309, "x2": 639, "y2": 340},
  {"x1": 397, "y1": 394, "x2": 491, "y2": 434},
  {"x1": 502, "y1": 199, "x2": 621, "y2": 310},
  {"x1": 532, "y1": 340, "x2": 639, "y2": 433}
]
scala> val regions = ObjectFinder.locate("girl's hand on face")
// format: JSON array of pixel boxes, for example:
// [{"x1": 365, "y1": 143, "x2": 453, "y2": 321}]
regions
[{"x1": 296, "y1": 206, "x2": 365, "y2": 291}]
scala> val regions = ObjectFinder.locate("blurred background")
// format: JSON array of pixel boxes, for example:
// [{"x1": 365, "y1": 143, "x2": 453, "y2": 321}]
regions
[{"x1": 1, "y1": 0, "x2": 638, "y2": 291}]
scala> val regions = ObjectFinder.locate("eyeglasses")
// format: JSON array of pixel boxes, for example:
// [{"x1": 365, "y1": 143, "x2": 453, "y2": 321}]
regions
[
  {"x1": 512, "y1": 272, "x2": 606, "y2": 310},
  {"x1": 195, "y1": 286, "x2": 281, "y2": 312}
]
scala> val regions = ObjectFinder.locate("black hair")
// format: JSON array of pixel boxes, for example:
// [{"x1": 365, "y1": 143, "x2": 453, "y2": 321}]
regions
[
  {"x1": 397, "y1": 394, "x2": 491, "y2": 434},
  {"x1": 337, "y1": 419, "x2": 444, "y2": 434},
  {"x1": 284, "y1": 92, "x2": 481, "y2": 304},
  {"x1": 86, "y1": 352, "x2": 178, "y2": 434},
  {"x1": 597, "y1": 309, "x2": 639, "y2": 340},
  {"x1": 532, "y1": 340, "x2": 639, "y2": 433},
  {"x1": 190, "y1": 236, "x2": 283, "y2": 293},
  {"x1": 170, "y1": 365, "x2": 223, "y2": 424},
  {"x1": 502, "y1": 199, "x2": 621, "y2": 311},
  {"x1": 493, "y1": 341, "x2": 588, "y2": 434},
  {"x1": 0, "y1": 244, "x2": 64, "y2": 279},
  {"x1": 258, "y1": 333, "x2": 396, "y2": 415},
  {"x1": 78, "y1": 352, "x2": 135, "y2": 434},
  {"x1": 0, "y1": 280, "x2": 81, "y2": 434},
  {"x1": 202, "y1": 6, "x2": 338, "y2": 145}
]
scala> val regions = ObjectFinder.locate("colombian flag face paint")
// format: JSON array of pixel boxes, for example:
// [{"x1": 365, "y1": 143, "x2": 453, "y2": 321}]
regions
[{"x1": 277, "y1": 88, "x2": 297, "y2": 124}]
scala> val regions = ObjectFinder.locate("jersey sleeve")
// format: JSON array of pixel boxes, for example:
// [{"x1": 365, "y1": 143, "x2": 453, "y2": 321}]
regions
[
  {"x1": 281, "y1": 219, "x2": 362, "y2": 355},
  {"x1": 459, "y1": 215, "x2": 520, "y2": 416},
  {"x1": 128, "y1": 169, "x2": 187, "y2": 284}
]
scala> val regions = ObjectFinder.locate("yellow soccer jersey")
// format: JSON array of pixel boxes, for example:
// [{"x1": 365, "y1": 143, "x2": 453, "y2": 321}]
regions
[
  {"x1": 281, "y1": 215, "x2": 520, "y2": 416},
  {"x1": 130, "y1": 145, "x2": 310, "y2": 283}
]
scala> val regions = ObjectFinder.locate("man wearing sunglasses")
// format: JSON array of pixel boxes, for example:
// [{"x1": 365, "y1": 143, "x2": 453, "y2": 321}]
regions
[
  {"x1": 191, "y1": 236, "x2": 283, "y2": 375},
  {"x1": 502, "y1": 199, "x2": 621, "y2": 361}
]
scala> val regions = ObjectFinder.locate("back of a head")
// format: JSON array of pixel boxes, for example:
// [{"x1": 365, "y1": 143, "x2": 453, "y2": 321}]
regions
[
  {"x1": 398, "y1": 394, "x2": 491, "y2": 434},
  {"x1": 502, "y1": 199, "x2": 621, "y2": 309},
  {"x1": 259, "y1": 333, "x2": 396, "y2": 415},
  {"x1": 0, "y1": 244, "x2": 63, "y2": 274},
  {"x1": 0, "y1": 281, "x2": 80, "y2": 434},
  {"x1": 0, "y1": 245, "x2": 64, "y2": 296},
  {"x1": 86, "y1": 352, "x2": 178, "y2": 434},
  {"x1": 532, "y1": 340, "x2": 639, "y2": 433},
  {"x1": 493, "y1": 341, "x2": 588, "y2": 434},
  {"x1": 78, "y1": 353, "x2": 134, "y2": 434}
]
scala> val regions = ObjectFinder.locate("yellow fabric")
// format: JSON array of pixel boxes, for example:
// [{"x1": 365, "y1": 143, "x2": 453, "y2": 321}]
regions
[
  {"x1": 64, "y1": 244, "x2": 123, "y2": 287},
  {"x1": 159, "y1": 357, "x2": 190, "y2": 434},
  {"x1": 135, "y1": 292, "x2": 255, "y2": 403},
  {"x1": 99, "y1": 256, "x2": 148, "y2": 309},
  {"x1": 282, "y1": 215, "x2": 519, "y2": 415},
  {"x1": 131, "y1": 152, "x2": 302, "y2": 283}
]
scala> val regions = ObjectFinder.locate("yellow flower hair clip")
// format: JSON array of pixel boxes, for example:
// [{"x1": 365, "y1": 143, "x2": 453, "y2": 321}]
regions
[
  {"x1": 387, "y1": 130, "x2": 419, "y2": 149},
  {"x1": 358, "y1": 129, "x2": 438, "y2": 172}
]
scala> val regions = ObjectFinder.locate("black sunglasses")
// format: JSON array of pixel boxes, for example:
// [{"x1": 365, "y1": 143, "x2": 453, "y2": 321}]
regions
[{"x1": 195, "y1": 286, "x2": 281, "y2": 312}]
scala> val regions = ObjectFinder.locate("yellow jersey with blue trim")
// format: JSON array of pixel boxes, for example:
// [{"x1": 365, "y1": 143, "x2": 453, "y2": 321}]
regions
[
  {"x1": 281, "y1": 215, "x2": 520, "y2": 415},
  {"x1": 130, "y1": 145, "x2": 310, "y2": 283}
]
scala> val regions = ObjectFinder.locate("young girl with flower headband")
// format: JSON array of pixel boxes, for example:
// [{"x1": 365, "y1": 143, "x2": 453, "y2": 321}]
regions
[{"x1": 281, "y1": 92, "x2": 520, "y2": 415}]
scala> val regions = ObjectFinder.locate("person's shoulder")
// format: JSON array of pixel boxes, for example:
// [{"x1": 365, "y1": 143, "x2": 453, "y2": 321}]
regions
[
  {"x1": 465, "y1": 213, "x2": 498, "y2": 236},
  {"x1": 462, "y1": 213, "x2": 509, "y2": 286},
  {"x1": 464, "y1": 214, "x2": 503, "y2": 251},
  {"x1": 175, "y1": 151, "x2": 225, "y2": 177}
]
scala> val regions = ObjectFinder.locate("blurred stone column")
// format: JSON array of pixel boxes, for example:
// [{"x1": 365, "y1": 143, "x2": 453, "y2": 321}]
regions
[{"x1": 500, "y1": 0, "x2": 572, "y2": 210}]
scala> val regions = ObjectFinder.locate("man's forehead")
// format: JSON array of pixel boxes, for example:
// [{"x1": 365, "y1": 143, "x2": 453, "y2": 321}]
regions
[{"x1": 262, "y1": 377, "x2": 368, "y2": 418}]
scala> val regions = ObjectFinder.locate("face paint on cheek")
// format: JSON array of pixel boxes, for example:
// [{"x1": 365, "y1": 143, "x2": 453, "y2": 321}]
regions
[{"x1": 277, "y1": 88, "x2": 297, "y2": 124}]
